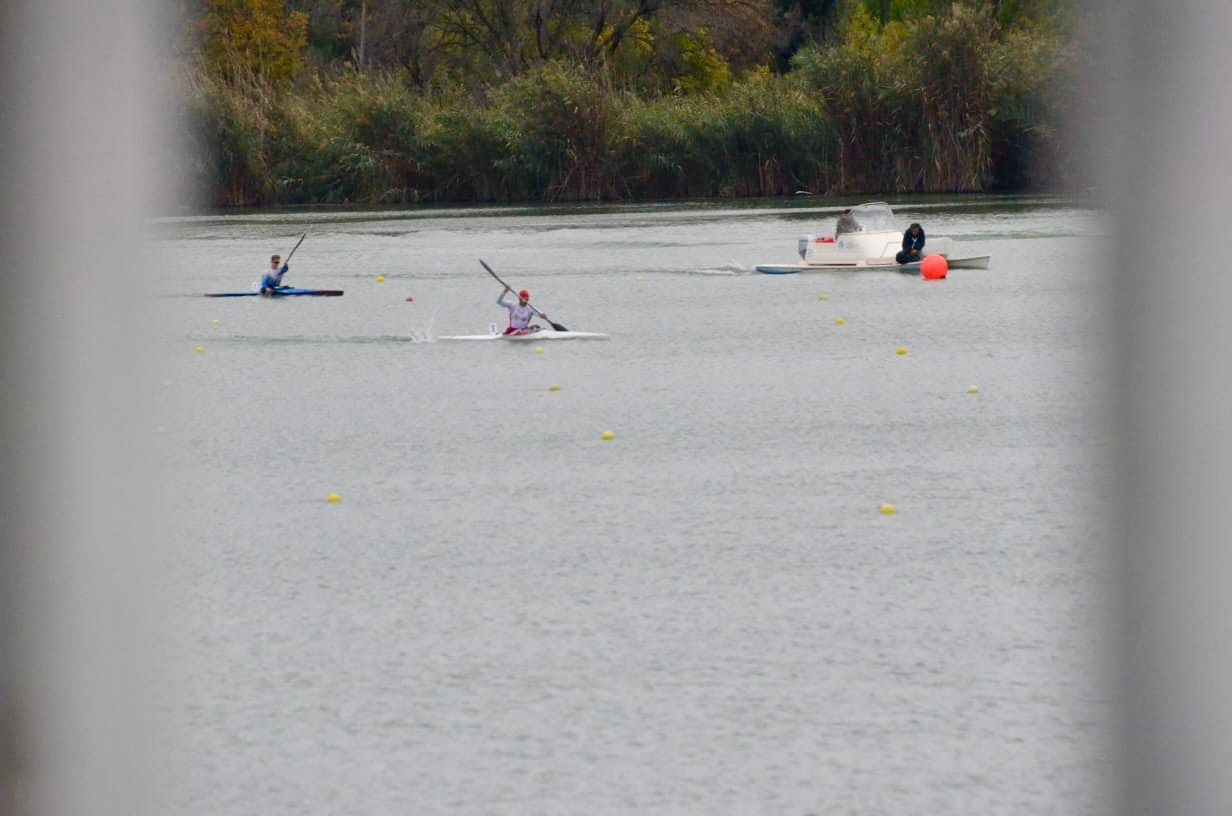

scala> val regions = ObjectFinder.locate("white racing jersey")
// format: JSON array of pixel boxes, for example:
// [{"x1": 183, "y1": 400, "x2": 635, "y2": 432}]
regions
[
  {"x1": 261, "y1": 265, "x2": 286, "y2": 289},
  {"x1": 497, "y1": 290, "x2": 535, "y2": 329}
]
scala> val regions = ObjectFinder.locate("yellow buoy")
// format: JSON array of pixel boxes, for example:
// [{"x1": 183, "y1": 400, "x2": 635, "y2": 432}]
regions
[
  {"x1": 194, "y1": 346, "x2": 205, "y2": 353},
  {"x1": 326, "y1": 492, "x2": 342, "y2": 503},
  {"x1": 155, "y1": 426, "x2": 167, "y2": 435},
  {"x1": 967, "y1": 385, "x2": 980, "y2": 394},
  {"x1": 834, "y1": 317, "x2": 845, "y2": 326},
  {"x1": 818, "y1": 293, "x2": 829, "y2": 301},
  {"x1": 636, "y1": 275, "x2": 646, "y2": 282},
  {"x1": 880, "y1": 503, "x2": 896, "y2": 515},
  {"x1": 896, "y1": 346, "x2": 908, "y2": 356},
  {"x1": 211, "y1": 319, "x2": 220, "y2": 326},
  {"x1": 601, "y1": 430, "x2": 615, "y2": 441},
  {"x1": 549, "y1": 384, "x2": 561, "y2": 392},
  {"x1": 534, "y1": 347, "x2": 545, "y2": 354},
  {"x1": 376, "y1": 275, "x2": 385, "y2": 283},
  {"x1": 162, "y1": 381, "x2": 172, "y2": 388}
]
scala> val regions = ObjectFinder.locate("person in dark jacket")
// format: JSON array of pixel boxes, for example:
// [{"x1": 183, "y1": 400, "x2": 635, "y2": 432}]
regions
[{"x1": 896, "y1": 223, "x2": 926, "y2": 264}]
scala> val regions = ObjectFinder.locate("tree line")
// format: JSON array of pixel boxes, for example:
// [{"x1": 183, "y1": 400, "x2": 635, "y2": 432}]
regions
[{"x1": 178, "y1": 0, "x2": 1082, "y2": 206}]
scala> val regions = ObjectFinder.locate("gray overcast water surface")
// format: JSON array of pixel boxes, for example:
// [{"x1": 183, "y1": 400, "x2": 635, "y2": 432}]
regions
[{"x1": 155, "y1": 196, "x2": 1113, "y2": 815}]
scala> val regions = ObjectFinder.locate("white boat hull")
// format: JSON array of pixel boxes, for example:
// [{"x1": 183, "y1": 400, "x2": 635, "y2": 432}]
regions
[
  {"x1": 438, "y1": 330, "x2": 610, "y2": 341},
  {"x1": 756, "y1": 254, "x2": 991, "y2": 274}
]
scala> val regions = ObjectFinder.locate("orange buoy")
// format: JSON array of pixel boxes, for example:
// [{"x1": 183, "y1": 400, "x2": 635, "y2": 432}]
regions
[{"x1": 921, "y1": 254, "x2": 948, "y2": 280}]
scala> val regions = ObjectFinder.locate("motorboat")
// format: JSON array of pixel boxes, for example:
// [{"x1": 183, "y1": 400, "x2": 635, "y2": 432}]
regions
[{"x1": 755, "y1": 202, "x2": 991, "y2": 274}]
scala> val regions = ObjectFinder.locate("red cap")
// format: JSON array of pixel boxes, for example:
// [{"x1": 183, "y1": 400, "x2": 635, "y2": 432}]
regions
[{"x1": 518, "y1": 290, "x2": 530, "y2": 300}]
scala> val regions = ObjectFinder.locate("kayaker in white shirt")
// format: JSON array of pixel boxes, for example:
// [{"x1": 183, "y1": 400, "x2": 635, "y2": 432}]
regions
[
  {"x1": 260, "y1": 254, "x2": 289, "y2": 294},
  {"x1": 497, "y1": 286, "x2": 548, "y2": 334}
]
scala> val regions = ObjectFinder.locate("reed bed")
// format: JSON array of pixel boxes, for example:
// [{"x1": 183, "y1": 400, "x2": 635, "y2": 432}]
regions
[{"x1": 180, "y1": 7, "x2": 1074, "y2": 207}]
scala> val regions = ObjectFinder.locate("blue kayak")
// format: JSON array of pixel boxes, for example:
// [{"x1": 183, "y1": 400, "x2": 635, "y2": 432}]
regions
[{"x1": 204, "y1": 287, "x2": 344, "y2": 298}]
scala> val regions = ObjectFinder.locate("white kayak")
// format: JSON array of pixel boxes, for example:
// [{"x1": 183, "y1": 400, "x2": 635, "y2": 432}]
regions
[{"x1": 438, "y1": 329, "x2": 610, "y2": 341}]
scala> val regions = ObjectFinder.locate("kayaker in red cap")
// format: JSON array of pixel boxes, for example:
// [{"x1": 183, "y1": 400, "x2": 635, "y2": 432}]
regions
[{"x1": 496, "y1": 285, "x2": 548, "y2": 335}]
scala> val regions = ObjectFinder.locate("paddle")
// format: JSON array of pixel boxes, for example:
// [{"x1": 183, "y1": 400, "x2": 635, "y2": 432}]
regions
[
  {"x1": 283, "y1": 232, "x2": 307, "y2": 265},
  {"x1": 479, "y1": 259, "x2": 568, "y2": 332}
]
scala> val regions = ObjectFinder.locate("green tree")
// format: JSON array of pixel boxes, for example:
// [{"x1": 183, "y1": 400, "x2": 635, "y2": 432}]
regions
[{"x1": 205, "y1": 0, "x2": 309, "y2": 85}]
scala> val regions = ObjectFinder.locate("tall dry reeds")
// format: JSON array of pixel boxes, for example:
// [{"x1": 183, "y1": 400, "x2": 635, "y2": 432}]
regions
[
  {"x1": 181, "y1": 67, "x2": 278, "y2": 205},
  {"x1": 793, "y1": 3, "x2": 1010, "y2": 193}
]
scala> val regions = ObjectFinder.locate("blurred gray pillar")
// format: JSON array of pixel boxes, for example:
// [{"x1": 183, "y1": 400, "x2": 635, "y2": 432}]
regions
[
  {"x1": 1110, "y1": 1, "x2": 1232, "y2": 815},
  {"x1": 1, "y1": 1, "x2": 164, "y2": 815}
]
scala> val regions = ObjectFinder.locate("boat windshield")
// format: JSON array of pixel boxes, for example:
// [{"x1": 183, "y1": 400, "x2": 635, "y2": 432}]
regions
[{"x1": 847, "y1": 202, "x2": 898, "y2": 233}]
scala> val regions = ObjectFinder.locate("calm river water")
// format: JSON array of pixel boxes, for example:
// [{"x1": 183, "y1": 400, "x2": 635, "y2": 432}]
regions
[{"x1": 155, "y1": 196, "x2": 1113, "y2": 815}]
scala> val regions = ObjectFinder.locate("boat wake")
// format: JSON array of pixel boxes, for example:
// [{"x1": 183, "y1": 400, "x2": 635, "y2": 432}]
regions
[
  {"x1": 690, "y1": 261, "x2": 748, "y2": 276},
  {"x1": 215, "y1": 334, "x2": 428, "y2": 345}
]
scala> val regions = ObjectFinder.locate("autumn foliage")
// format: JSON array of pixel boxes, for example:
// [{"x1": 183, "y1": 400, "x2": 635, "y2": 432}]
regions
[{"x1": 178, "y1": 0, "x2": 1080, "y2": 206}]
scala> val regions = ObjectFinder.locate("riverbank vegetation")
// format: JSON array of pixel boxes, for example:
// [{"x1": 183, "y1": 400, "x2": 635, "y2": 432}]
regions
[{"x1": 179, "y1": 0, "x2": 1080, "y2": 206}]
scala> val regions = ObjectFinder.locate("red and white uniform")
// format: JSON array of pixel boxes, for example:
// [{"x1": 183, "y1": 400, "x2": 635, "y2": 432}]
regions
[{"x1": 497, "y1": 290, "x2": 535, "y2": 330}]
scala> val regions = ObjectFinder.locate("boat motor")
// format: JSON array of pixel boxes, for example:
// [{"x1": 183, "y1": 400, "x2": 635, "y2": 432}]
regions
[{"x1": 798, "y1": 235, "x2": 815, "y2": 260}]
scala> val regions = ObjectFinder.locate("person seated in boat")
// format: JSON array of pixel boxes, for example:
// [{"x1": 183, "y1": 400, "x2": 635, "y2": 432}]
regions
[
  {"x1": 896, "y1": 223, "x2": 926, "y2": 264},
  {"x1": 259, "y1": 254, "x2": 289, "y2": 294},
  {"x1": 497, "y1": 286, "x2": 548, "y2": 334},
  {"x1": 835, "y1": 208, "x2": 859, "y2": 236}
]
